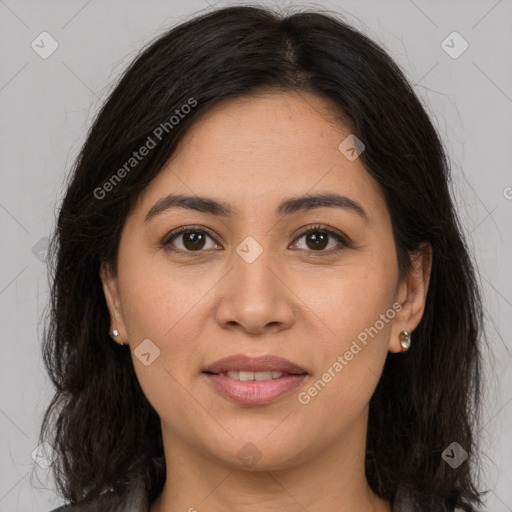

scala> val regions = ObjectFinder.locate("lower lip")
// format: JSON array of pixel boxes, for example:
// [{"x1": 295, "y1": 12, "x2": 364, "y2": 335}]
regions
[{"x1": 204, "y1": 373, "x2": 307, "y2": 405}]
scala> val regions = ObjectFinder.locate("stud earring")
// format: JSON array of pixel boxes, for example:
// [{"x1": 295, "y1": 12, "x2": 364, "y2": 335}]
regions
[
  {"x1": 109, "y1": 329, "x2": 125, "y2": 345},
  {"x1": 399, "y1": 330, "x2": 411, "y2": 351}
]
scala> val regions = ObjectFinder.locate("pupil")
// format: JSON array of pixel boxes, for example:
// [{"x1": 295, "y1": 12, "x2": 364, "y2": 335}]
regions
[
  {"x1": 184, "y1": 232, "x2": 205, "y2": 250},
  {"x1": 308, "y1": 232, "x2": 327, "y2": 250}
]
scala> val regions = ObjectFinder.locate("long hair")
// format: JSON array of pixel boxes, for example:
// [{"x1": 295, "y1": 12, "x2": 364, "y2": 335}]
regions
[{"x1": 38, "y1": 5, "x2": 485, "y2": 510}]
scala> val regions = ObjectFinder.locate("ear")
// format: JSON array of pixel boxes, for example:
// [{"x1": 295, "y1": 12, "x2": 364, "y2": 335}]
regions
[
  {"x1": 389, "y1": 242, "x2": 432, "y2": 353},
  {"x1": 99, "y1": 261, "x2": 128, "y2": 345}
]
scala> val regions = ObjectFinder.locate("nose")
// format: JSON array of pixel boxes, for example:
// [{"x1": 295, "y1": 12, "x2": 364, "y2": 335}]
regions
[{"x1": 214, "y1": 244, "x2": 295, "y2": 336}]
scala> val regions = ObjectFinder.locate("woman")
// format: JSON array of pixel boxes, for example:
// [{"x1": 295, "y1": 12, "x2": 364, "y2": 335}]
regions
[{"x1": 41, "y1": 5, "x2": 485, "y2": 511}]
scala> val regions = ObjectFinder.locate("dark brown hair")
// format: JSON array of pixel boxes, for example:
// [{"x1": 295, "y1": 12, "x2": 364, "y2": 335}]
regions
[{"x1": 39, "y1": 5, "x2": 486, "y2": 510}]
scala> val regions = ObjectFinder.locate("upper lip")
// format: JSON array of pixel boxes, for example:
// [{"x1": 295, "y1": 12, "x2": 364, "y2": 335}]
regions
[{"x1": 203, "y1": 354, "x2": 308, "y2": 375}]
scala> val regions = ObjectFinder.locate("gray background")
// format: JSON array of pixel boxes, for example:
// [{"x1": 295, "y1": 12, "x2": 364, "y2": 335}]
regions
[{"x1": 0, "y1": 0, "x2": 511, "y2": 510}]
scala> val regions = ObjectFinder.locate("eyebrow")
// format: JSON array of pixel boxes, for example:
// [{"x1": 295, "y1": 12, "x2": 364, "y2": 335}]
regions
[{"x1": 143, "y1": 192, "x2": 368, "y2": 223}]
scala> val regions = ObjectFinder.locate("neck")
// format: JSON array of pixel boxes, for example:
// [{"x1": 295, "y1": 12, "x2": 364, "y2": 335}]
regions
[{"x1": 150, "y1": 409, "x2": 391, "y2": 512}]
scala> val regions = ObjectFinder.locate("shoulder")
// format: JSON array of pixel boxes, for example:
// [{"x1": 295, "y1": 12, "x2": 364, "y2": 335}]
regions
[
  {"x1": 392, "y1": 483, "x2": 478, "y2": 512},
  {"x1": 48, "y1": 475, "x2": 150, "y2": 512},
  {"x1": 48, "y1": 490, "x2": 118, "y2": 511},
  {"x1": 48, "y1": 485, "x2": 149, "y2": 512}
]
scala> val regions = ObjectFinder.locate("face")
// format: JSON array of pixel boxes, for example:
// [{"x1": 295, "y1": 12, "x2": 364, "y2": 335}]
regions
[{"x1": 101, "y1": 90, "x2": 430, "y2": 471}]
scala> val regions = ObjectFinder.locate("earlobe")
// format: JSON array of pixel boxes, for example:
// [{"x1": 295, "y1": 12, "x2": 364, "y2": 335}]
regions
[{"x1": 389, "y1": 243, "x2": 432, "y2": 353}]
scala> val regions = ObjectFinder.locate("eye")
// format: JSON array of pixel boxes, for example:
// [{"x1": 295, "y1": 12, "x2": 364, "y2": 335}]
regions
[
  {"x1": 162, "y1": 225, "x2": 221, "y2": 253},
  {"x1": 161, "y1": 224, "x2": 350, "y2": 255},
  {"x1": 290, "y1": 225, "x2": 349, "y2": 254}
]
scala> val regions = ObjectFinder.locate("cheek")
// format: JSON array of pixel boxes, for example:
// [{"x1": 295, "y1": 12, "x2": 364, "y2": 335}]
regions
[
  {"x1": 305, "y1": 251, "x2": 397, "y2": 347},
  {"x1": 297, "y1": 321, "x2": 391, "y2": 443},
  {"x1": 117, "y1": 244, "x2": 209, "y2": 344},
  {"x1": 119, "y1": 261, "x2": 210, "y2": 431},
  {"x1": 299, "y1": 253, "x2": 397, "y2": 414}
]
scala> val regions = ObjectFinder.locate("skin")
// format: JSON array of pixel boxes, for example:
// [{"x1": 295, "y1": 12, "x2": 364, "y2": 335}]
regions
[{"x1": 101, "y1": 90, "x2": 432, "y2": 512}]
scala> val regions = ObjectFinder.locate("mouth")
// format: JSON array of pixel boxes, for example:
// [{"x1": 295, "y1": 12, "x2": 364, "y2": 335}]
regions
[
  {"x1": 206, "y1": 370, "x2": 293, "y2": 380},
  {"x1": 203, "y1": 354, "x2": 308, "y2": 405}
]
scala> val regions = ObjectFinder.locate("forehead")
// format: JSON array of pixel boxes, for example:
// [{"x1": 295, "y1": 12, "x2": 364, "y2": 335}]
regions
[
  {"x1": 133, "y1": 91, "x2": 387, "y2": 222},
  {"x1": 175, "y1": 90, "x2": 352, "y2": 167}
]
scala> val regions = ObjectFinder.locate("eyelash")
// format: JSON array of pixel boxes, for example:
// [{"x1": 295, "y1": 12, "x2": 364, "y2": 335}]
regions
[{"x1": 160, "y1": 224, "x2": 351, "y2": 256}]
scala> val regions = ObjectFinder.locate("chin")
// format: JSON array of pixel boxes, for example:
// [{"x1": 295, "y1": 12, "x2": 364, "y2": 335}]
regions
[{"x1": 203, "y1": 435, "x2": 313, "y2": 472}]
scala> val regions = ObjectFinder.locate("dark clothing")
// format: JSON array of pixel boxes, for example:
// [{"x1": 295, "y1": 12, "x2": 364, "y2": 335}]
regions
[{"x1": 48, "y1": 478, "x2": 453, "y2": 511}]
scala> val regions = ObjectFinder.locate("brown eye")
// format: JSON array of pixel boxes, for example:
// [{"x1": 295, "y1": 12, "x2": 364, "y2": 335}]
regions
[
  {"x1": 292, "y1": 226, "x2": 348, "y2": 253},
  {"x1": 164, "y1": 227, "x2": 220, "y2": 253},
  {"x1": 162, "y1": 224, "x2": 349, "y2": 256},
  {"x1": 304, "y1": 231, "x2": 329, "y2": 250},
  {"x1": 180, "y1": 231, "x2": 207, "y2": 251}
]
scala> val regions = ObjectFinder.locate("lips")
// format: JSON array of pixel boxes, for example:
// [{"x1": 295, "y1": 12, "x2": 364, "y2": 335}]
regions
[
  {"x1": 203, "y1": 354, "x2": 308, "y2": 375},
  {"x1": 203, "y1": 354, "x2": 308, "y2": 405}
]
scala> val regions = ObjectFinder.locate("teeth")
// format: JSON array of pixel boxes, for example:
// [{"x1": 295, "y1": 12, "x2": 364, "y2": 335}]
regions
[
  {"x1": 255, "y1": 371, "x2": 273, "y2": 381},
  {"x1": 218, "y1": 371, "x2": 284, "y2": 380},
  {"x1": 238, "y1": 371, "x2": 254, "y2": 381}
]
